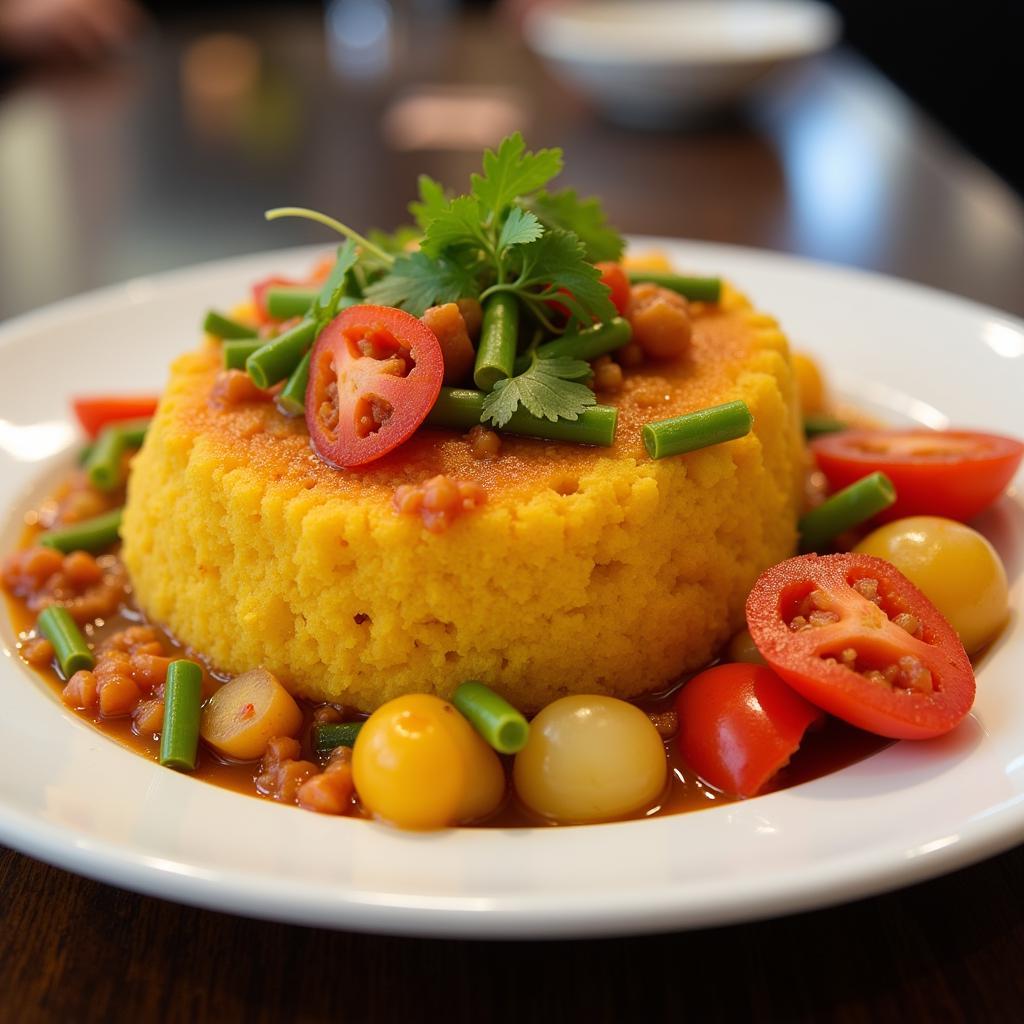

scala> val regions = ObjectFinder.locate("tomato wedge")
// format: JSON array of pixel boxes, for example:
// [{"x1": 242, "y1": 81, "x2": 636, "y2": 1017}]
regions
[
  {"x1": 306, "y1": 304, "x2": 444, "y2": 468},
  {"x1": 746, "y1": 553, "x2": 975, "y2": 740},
  {"x1": 676, "y1": 663, "x2": 822, "y2": 797},
  {"x1": 811, "y1": 429, "x2": 1023, "y2": 523},
  {"x1": 72, "y1": 395, "x2": 159, "y2": 438}
]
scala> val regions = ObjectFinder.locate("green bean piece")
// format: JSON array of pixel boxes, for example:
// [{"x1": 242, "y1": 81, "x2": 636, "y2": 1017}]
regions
[
  {"x1": 474, "y1": 293, "x2": 519, "y2": 391},
  {"x1": 82, "y1": 419, "x2": 150, "y2": 489},
  {"x1": 203, "y1": 310, "x2": 257, "y2": 340},
  {"x1": 38, "y1": 508, "x2": 123, "y2": 554},
  {"x1": 626, "y1": 270, "x2": 722, "y2": 303},
  {"x1": 246, "y1": 318, "x2": 317, "y2": 389},
  {"x1": 312, "y1": 721, "x2": 364, "y2": 755},
  {"x1": 278, "y1": 350, "x2": 311, "y2": 416},
  {"x1": 224, "y1": 339, "x2": 263, "y2": 370},
  {"x1": 115, "y1": 417, "x2": 151, "y2": 450},
  {"x1": 803, "y1": 414, "x2": 848, "y2": 439},
  {"x1": 452, "y1": 681, "x2": 529, "y2": 754},
  {"x1": 37, "y1": 606, "x2": 94, "y2": 679},
  {"x1": 266, "y1": 286, "x2": 319, "y2": 320},
  {"x1": 642, "y1": 401, "x2": 753, "y2": 460},
  {"x1": 159, "y1": 660, "x2": 203, "y2": 771},
  {"x1": 798, "y1": 472, "x2": 897, "y2": 553},
  {"x1": 426, "y1": 388, "x2": 618, "y2": 447},
  {"x1": 530, "y1": 317, "x2": 632, "y2": 366}
]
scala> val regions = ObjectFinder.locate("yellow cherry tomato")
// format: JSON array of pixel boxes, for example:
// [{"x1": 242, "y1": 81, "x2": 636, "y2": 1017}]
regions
[
  {"x1": 513, "y1": 695, "x2": 667, "y2": 824},
  {"x1": 445, "y1": 708, "x2": 506, "y2": 824},
  {"x1": 855, "y1": 516, "x2": 1009, "y2": 655},
  {"x1": 353, "y1": 695, "x2": 466, "y2": 830},
  {"x1": 792, "y1": 352, "x2": 827, "y2": 415},
  {"x1": 727, "y1": 628, "x2": 767, "y2": 666}
]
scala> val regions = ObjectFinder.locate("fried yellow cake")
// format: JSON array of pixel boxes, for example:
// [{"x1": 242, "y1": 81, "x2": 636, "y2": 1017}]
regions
[{"x1": 122, "y1": 284, "x2": 804, "y2": 711}]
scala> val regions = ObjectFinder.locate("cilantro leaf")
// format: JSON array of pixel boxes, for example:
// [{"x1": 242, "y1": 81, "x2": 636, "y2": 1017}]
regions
[
  {"x1": 481, "y1": 353, "x2": 596, "y2": 428},
  {"x1": 471, "y1": 132, "x2": 563, "y2": 219},
  {"x1": 364, "y1": 251, "x2": 477, "y2": 317},
  {"x1": 526, "y1": 189, "x2": 625, "y2": 263},
  {"x1": 409, "y1": 174, "x2": 448, "y2": 232},
  {"x1": 498, "y1": 207, "x2": 544, "y2": 251},
  {"x1": 511, "y1": 228, "x2": 617, "y2": 326},
  {"x1": 420, "y1": 195, "x2": 487, "y2": 257},
  {"x1": 311, "y1": 240, "x2": 359, "y2": 332}
]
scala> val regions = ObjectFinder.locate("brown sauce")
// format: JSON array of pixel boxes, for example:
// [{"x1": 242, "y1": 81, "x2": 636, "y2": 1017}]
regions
[{"x1": 5, "y1": 534, "x2": 890, "y2": 827}]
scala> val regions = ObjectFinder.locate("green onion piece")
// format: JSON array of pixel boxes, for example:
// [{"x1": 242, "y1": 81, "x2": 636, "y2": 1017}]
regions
[
  {"x1": 82, "y1": 418, "x2": 150, "y2": 490},
  {"x1": 224, "y1": 339, "x2": 263, "y2": 370},
  {"x1": 246, "y1": 318, "x2": 317, "y2": 389},
  {"x1": 312, "y1": 721, "x2": 363, "y2": 755},
  {"x1": 642, "y1": 401, "x2": 752, "y2": 460},
  {"x1": 626, "y1": 270, "x2": 721, "y2": 303},
  {"x1": 37, "y1": 605, "x2": 94, "y2": 679},
  {"x1": 426, "y1": 388, "x2": 618, "y2": 447},
  {"x1": 159, "y1": 660, "x2": 203, "y2": 771},
  {"x1": 803, "y1": 414, "x2": 848, "y2": 439},
  {"x1": 798, "y1": 472, "x2": 896, "y2": 553},
  {"x1": 204, "y1": 310, "x2": 257, "y2": 340},
  {"x1": 38, "y1": 508, "x2": 123, "y2": 554},
  {"x1": 474, "y1": 293, "x2": 519, "y2": 391},
  {"x1": 452, "y1": 681, "x2": 529, "y2": 754},
  {"x1": 266, "y1": 286, "x2": 319, "y2": 320},
  {"x1": 278, "y1": 350, "x2": 311, "y2": 416},
  {"x1": 530, "y1": 317, "x2": 632, "y2": 366}
]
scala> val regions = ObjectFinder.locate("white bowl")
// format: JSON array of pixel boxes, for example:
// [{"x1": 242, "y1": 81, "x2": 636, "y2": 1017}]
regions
[{"x1": 525, "y1": 0, "x2": 841, "y2": 125}]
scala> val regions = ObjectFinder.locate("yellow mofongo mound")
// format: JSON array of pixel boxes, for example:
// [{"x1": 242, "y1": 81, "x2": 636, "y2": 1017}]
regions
[{"x1": 122, "y1": 285, "x2": 805, "y2": 712}]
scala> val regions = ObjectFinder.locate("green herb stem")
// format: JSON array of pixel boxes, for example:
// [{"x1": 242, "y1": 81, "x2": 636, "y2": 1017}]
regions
[
  {"x1": 159, "y1": 660, "x2": 203, "y2": 772},
  {"x1": 626, "y1": 270, "x2": 722, "y2": 303},
  {"x1": 38, "y1": 508, "x2": 123, "y2": 554},
  {"x1": 427, "y1": 387, "x2": 617, "y2": 446},
  {"x1": 246, "y1": 318, "x2": 317, "y2": 389},
  {"x1": 37, "y1": 606, "x2": 94, "y2": 679},
  {"x1": 204, "y1": 311, "x2": 257, "y2": 340},
  {"x1": 264, "y1": 207, "x2": 395, "y2": 266},
  {"x1": 452, "y1": 681, "x2": 529, "y2": 754},
  {"x1": 474, "y1": 293, "x2": 520, "y2": 391},
  {"x1": 642, "y1": 401, "x2": 753, "y2": 460},
  {"x1": 798, "y1": 472, "x2": 897, "y2": 553}
]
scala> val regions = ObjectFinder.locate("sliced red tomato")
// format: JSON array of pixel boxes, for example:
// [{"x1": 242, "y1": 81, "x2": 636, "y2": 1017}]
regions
[
  {"x1": 72, "y1": 395, "x2": 159, "y2": 438},
  {"x1": 746, "y1": 553, "x2": 975, "y2": 740},
  {"x1": 306, "y1": 304, "x2": 443, "y2": 468},
  {"x1": 676, "y1": 663, "x2": 822, "y2": 797},
  {"x1": 595, "y1": 262, "x2": 630, "y2": 316},
  {"x1": 811, "y1": 429, "x2": 1023, "y2": 523}
]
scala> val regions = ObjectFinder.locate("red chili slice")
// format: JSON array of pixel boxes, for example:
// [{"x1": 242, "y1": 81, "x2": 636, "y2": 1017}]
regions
[
  {"x1": 306, "y1": 304, "x2": 444, "y2": 468},
  {"x1": 72, "y1": 395, "x2": 159, "y2": 438},
  {"x1": 746, "y1": 553, "x2": 975, "y2": 740},
  {"x1": 811, "y1": 429, "x2": 1023, "y2": 523}
]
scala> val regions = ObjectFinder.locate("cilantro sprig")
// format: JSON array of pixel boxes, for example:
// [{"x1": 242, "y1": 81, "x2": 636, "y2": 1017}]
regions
[
  {"x1": 263, "y1": 133, "x2": 628, "y2": 427},
  {"x1": 481, "y1": 352, "x2": 596, "y2": 428}
]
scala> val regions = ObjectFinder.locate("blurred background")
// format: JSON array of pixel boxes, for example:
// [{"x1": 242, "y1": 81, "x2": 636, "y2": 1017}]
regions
[{"x1": 0, "y1": 0, "x2": 1022, "y2": 322}]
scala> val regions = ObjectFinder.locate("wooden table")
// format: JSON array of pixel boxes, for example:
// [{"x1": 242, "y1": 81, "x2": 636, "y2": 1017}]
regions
[{"x1": 3, "y1": 10, "x2": 1024, "y2": 1021}]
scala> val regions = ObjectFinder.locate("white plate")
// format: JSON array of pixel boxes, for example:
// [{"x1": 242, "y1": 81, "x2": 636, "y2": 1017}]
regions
[{"x1": 1, "y1": 240, "x2": 1022, "y2": 938}]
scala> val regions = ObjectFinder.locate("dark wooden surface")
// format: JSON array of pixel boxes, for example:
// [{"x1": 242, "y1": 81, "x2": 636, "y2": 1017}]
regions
[{"x1": 3, "y1": 10, "x2": 1024, "y2": 1022}]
